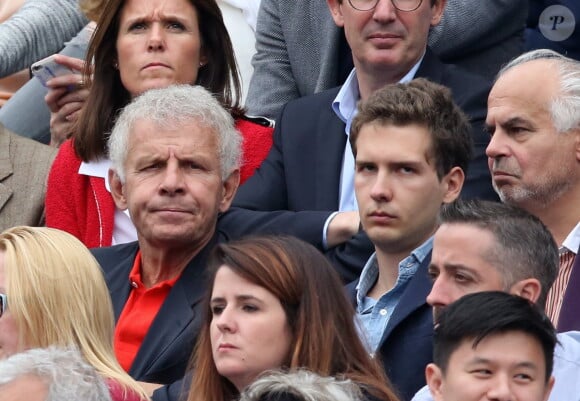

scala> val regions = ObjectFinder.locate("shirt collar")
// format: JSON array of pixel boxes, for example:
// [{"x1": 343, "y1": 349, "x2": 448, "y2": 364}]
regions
[
  {"x1": 331, "y1": 52, "x2": 425, "y2": 136},
  {"x1": 78, "y1": 158, "x2": 112, "y2": 192},
  {"x1": 562, "y1": 221, "x2": 580, "y2": 254},
  {"x1": 356, "y1": 236, "x2": 433, "y2": 303}
]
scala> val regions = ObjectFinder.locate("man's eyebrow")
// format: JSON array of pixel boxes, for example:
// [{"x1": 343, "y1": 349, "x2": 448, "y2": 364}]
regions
[
  {"x1": 486, "y1": 116, "x2": 534, "y2": 133},
  {"x1": 502, "y1": 116, "x2": 532, "y2": 127}
]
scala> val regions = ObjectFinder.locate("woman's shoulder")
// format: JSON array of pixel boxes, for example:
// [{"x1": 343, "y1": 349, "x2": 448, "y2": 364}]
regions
[
  {"x1": 54, "y1": 138, "x2": 81, "y2": 164},
  {"x1": 235, "y1": 115, "x2": 275, "y2": 134},
  {"x1": 50, "y1": 138, "x2": 82, "y2": 180}
]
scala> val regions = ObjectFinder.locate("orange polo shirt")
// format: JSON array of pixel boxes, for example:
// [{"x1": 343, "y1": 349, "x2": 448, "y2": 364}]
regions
[{"x1": 114, "y1": 251, "x2": 180, "y2": 372}]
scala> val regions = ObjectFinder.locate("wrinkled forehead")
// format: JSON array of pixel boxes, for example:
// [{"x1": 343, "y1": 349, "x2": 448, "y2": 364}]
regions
[{"x1": 432, "y1": 224, "x2": 505, "y2": 285}]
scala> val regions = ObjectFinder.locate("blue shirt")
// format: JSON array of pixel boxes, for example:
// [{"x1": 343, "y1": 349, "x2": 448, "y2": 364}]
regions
[{"x1": 356, "y1": 237, "x2": 433, "y2": 354}]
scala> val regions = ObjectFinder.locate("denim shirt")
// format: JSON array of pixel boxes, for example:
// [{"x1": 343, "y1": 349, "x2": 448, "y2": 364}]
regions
[{"x1": 355, "y1": 237, "x2": 433, "y2": 354}]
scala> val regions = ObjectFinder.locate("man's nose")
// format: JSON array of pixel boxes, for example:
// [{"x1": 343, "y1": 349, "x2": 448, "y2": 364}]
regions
[{"x1": 159, "y1": 162, "x2": 185, "y2": 195}]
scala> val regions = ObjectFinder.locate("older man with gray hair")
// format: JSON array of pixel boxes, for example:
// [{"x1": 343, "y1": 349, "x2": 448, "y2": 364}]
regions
[
  {"x1": 0, "y1": 347, "x2": 111, "y2": 401},
  {"x1": 93, "y1": 85, "x2": 342, "y2": 401},
  {"x1": 485, "y1": 49, "x2": 580, "y2": 331}
]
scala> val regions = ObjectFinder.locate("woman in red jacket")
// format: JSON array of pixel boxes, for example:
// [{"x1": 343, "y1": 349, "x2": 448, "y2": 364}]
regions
[{"x1": 45, "y1": 0, "x2": 273, "y2": 247}]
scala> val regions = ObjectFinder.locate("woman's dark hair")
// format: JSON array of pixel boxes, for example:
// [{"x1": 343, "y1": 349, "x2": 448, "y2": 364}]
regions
[{"x1": 74, "y1": 0, "x2": 242, "y2": 161}]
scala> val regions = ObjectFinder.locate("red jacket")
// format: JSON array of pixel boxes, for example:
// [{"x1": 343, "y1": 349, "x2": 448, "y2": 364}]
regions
[{"x1": 45, "y1": 118, "x2": 272, "y2": 247}]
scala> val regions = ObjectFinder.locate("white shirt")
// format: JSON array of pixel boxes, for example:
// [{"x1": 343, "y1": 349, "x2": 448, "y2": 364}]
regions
[
  {"x1": 78, "y1": 159, "x2": 137, "y2": 245},
  {"x1": 218, "y1": 0, "x2": 261, "y2": 103}
]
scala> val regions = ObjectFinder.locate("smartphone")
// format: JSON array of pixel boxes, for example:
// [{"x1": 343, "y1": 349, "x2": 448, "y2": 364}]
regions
[{"x1": 31, "y1": 55, "x2": 77, "y2": 87}]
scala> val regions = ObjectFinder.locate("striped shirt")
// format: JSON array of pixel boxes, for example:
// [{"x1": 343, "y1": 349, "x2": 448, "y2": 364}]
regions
[{"x1": 545, "y1": 222, "x2": 580, "y2": 326}]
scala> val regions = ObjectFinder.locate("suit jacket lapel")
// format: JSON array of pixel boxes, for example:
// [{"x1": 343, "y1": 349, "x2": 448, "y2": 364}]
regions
[
  {"x1": 105, "y1": 244, "x2": 139, "y2": 321},
  {"x1": 129, "y1": 235, "x2": 218, "y2": 379},
  {"x1": 379, "y1": 253, "x2": 433, "y2": 345},
  {"x1": 0, "y1": 130, "x2": 13, "y2": 213},
  {"x1": 315, "y1": 89, "x2": 347, "y2": 210}
]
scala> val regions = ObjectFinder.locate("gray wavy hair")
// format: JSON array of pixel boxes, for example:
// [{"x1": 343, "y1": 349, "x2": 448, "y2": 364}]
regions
[
  {"x1": 240, "y1": 370, "x2": 363, "y2": 401},
  {"x1": 0, "y1": 347, "x2": 111, "y2": 401},
  {"x1": 108, "y1": 84, "x2": 242, "y2": 182}
]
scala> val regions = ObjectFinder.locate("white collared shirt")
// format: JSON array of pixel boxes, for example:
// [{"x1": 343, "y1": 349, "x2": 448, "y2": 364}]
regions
[
  {"x1": 562, "y1": 221, "x2": 580, "y2": 254},
  {"x1": 78, "y1": 159, "x2": 137, "y2": 245}
]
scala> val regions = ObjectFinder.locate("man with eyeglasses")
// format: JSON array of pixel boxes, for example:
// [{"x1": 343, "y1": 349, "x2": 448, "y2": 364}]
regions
[
  {"x1": 246, "y1": 0, "x2": 527, "y2": 120},
  {"x1": 232, "y1": 0, "x2": 495, "y2": 281}
]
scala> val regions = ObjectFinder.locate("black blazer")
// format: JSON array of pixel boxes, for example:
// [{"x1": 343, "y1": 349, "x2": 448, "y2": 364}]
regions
[
  {"x1": 345, "y1": 254, "x2": 434, "y2": 401},
  {"x1": 92, "y1": 236, "x2": 220, "y2": 384},
  {"x1": 234, "y1": 49, "x2": 496, "y2": 281},
  {"x1": 93, "y1": 212, "x2": 344, "y2": 397}
]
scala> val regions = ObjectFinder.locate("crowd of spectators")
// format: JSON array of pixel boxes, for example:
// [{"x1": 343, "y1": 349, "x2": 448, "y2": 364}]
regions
[{"x1": 0, "y1": 1, "x2": 579, "y2": 401}]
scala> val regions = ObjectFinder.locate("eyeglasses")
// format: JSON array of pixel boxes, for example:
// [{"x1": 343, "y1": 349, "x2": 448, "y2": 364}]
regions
[
  {"x1": 0, "y1": 293, "x2": 7, "y2": 318},
  {"x1": 348, "y1": 0, "x2": 423, "y2": 12}
]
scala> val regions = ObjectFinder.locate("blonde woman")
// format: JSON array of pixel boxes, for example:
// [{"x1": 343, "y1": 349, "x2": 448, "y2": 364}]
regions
[{"x1": 0, "y1": 226, "x2": 148, "y2": 401}]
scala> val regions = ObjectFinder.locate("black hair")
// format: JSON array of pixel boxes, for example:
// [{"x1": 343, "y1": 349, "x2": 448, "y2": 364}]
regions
[{"x1": 433, "y1": 291, "x2": 557, "y2": 382}]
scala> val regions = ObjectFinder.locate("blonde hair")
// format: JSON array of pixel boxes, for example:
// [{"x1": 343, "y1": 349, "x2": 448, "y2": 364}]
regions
[{"x1": 0, "y1": 226, "x2": 148, "y2": 400}]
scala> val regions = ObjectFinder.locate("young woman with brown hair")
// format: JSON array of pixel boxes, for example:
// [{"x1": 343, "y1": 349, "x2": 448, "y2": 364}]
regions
[{"x1": 187, "y1": 235, "x2": 399, "y2": 401}]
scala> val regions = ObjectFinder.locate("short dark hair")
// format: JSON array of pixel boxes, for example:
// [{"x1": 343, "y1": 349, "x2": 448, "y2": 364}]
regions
[
  {"x1": 438, "y1": 200, "x2": 559, "y2": 308},
  {"x1": 350, "y1": 78, "x2": 473, "y2": 179},
  {"x1": 433, "y1": 291, "x2": 557, "y2": 382}
]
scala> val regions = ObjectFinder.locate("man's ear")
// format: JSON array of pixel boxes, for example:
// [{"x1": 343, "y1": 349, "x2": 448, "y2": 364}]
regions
[
  {"x1": 441, "y1": 166, "x2": 464, "y2": 203},
  {"x1": 543, "y1": 376, "x2": 555, "y2": 401},
  {"x1": 425, "y1": 363, "x2": 445, "y2": 401},
  {"x1": 219, "y1": 169, "x2": 240, "y2": 213},
  {"x1": 327, "y1": 0, "x2": 345, "y2": 27},
  {"x1": 109, "y1": 169, "x2": 128, "y2": 210},
  {"x1": 509, "y1": 278, "x2": 542, "y2": 304},
  {"x1": 430, "y1": 0, "x2": 447, "y2": 26}
]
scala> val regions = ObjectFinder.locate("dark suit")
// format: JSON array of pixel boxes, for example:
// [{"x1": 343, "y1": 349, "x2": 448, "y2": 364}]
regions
[
  {"x1": 345, "y1": 254, "x2": 434, "y2": 401},
  {"x1": 556, "y1": 245, "x2": 580, "y2": 332},
  {"x1": 92, "y1": 237, "x2": 219, "y2": 384},
  {"x1": 93, "y1": 215, "x2": 334, "y2": 399},
  {"x1": 234, "y1": 49, "x2": 496, "y2": 281}
]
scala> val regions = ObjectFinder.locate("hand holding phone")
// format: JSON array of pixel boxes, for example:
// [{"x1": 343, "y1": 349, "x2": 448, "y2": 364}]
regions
[{"x1": 31, "y1": 55, "x2": 78, "y2": 87}]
